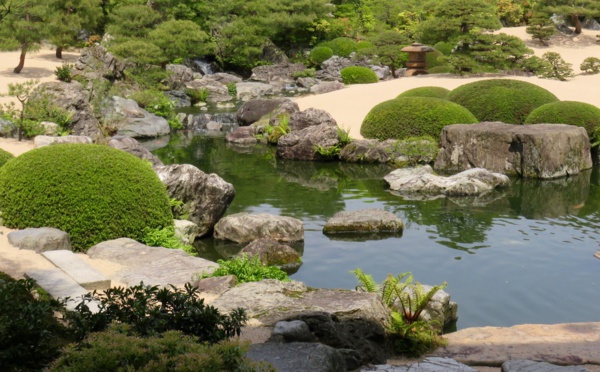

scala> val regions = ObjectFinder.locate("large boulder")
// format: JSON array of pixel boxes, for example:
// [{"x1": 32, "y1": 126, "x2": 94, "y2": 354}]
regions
[
  {"x1": 203, "y1": 72, "x2": 243, "y2": 85},
  {"x1": 31, "y1": 81, "x2": 100, "y2": 138},
  {"x1": 238, "y1": 238, "x2": 302, "y2": 272},
  {"x1": 185, "y1": 78, "x2": 232, "y2": 103},
  {"x1": 316, "y1": 56, "x2": 362, "y2": 81},
  {"x1": 277, "y1": 123, "x2": 340, "y2": 161},
  {"x1": 103, "y1": 96, "x2": 170, "y2": 138},
  {"x1": 323, "y1": 209, "x2": 404, "y2": 234},
  {"x1": 225, "y1": 126, "x2": 258, "y2": 145},
  {"x1": 107, "y1": 136, "x2": 164, "y2": 167},
  {"x1": 73, "y1": 45, "x2": 129, "y2": 80},
  {"x1": 248, "y1": 342, "x2": 346, "y2": 372},
  {"x1": 339, "y1": 138, "x2": 437, "y2": 166},
  {"x1": 154, "y1": 164, "x2": 235, "y2": 237},
  {"x1": 166, "y1": 64, "x2": 194, "y2": 86},
  {"x1": 250, "y1": 63, "x2": 306, "y2": 83},
  {"x1": 0, "y1": 118, "x2": 17, "y2": 138},
  {"x1": 87, "y1": 238, "x2": 218, "y2": 286},
  {"x1": 236, "y1": 82, "x2": 274, "y2": 101},
  {"x1": 310, "y1": 81, "x2": 345, "y2": 94},
  {"x1": 434, "y1": 122, "x2": 593, "y2": 179},
  {"x1": 289, "y1": 108, "x2": 337, "y2": 132},
  {"x1": 7, "y1": 227, "x2": 71, "y2": 253},
  {"x1": 33, "y1": 135, "x2": 93, "y2": 148},
  {"x1": 213, "y1": 212, "x2": 304, "y2": 243},
  {"x1": 384, "y1": 165, "x2": 510, "y2": 196},
  {"x1": 236, "y1": 98, "x2": 290, "y2": 126}
]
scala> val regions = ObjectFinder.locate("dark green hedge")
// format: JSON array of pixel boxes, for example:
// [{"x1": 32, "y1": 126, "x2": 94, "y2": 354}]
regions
[
  {"x1": 0, "y1": 144, "x2": 173, "y2": 251},
  {"x1": 524, "y1": 101, "x2": 600, "y2": 142},
  {"x1": 309, "y1": 46, "x2": 333, "y2": 66},
  {"x1": 341, "y1": 66, "x2": 379, "y2": 84},
  {"x1": 0, "y1": 148, "x2": 14, "y2": 168},
  {"x1": 397, "y1": 86, "x2": 450, "y2": 100},
  {"x1": 361, "y1": 97, "x2": 478, "y2": 140},
  {"x1": 447, "y1": 79, "x2": 559, "y2": 124}
]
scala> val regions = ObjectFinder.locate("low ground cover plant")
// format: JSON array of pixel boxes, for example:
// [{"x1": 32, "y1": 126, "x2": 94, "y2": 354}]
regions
[
  {"x1": 0, "y1": 147, "x2": 14, "y2": 167},
  {"x1": 199, "y1": 255, "x2": 290, "y2": 283}
]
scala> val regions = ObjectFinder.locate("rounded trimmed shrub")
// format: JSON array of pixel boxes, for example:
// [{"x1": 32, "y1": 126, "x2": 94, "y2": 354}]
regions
[
  {"x1": 309, "y1": 46, "x2": 333, "y2": 66},
  {"x1": 0, "y1": 148, "x2": 14, "y2": 168},
  {"x1": 361, "y1": 97, "x2": 478, "y2": 140},
  {"x1": 447, "y1": 79, "x2": 559, "y2": 124},
  {"x1": 426, "y1": 49, "x2": 446, "y2": 69},
  {"x1": 0, "y1": 144, "x2": 173, "y2": 251},
  {"x1": 524, "y1": 101, "x2": 600, "y2": 141},
  {"x1": 397, "y1": 86, "x2": 450, "y2": 100},
  {"x1": 356, "y1": 40, "x2": 374, "y2": 51},
  {"x1": 327, "y1": 37, "x2": 357, "y2": 57},
  {"x1": 341, "y1": 66, "x2": 378, "y2": 84}
]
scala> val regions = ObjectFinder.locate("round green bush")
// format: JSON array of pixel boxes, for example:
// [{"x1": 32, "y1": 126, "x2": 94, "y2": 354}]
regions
[
  {"x1": 524, "y1": 101, "x2": 600, "y2": 141},
  {"x1": 361, "y1": 97, "x2": 478, "y2": 140},
  {"x1": 341, "y1": 66, "x2": 378, "y2": 84},
  {"x1": 327, "y1": 37, "x2": 357, "y2": 57},
  {"x1": 309, "y1": 46, "x2": 333, "y2": 66},
  {"x1": 397, "y1": 86, "x2": 450, "y2": 100},
  {"x1": 447, "y1": 79, "x2": 559, "y2": 124},
  {"x1": 0, "y1": 144, "x2": 173, "y2": 251},
  {"x1": 356, "y1": 40, "x2": 374, "y2": 50},
  {"x1": 0, "y1": 148, "x2": 14, "y2": 168},
  {"x1": 426, "y1": 49, "x2": 446, "y2": 69}
]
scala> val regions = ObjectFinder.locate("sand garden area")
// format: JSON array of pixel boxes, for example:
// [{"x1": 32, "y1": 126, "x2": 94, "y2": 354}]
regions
[{"x1": 1, "y1": 28, "x2": 600, "y2": 370}]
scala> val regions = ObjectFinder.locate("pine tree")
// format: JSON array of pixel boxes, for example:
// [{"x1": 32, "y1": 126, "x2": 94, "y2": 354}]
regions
[
  {"x1": 526, "y1": 13, "x2": 556, "y2": 46},
  {"x1": 537, "y1": 0, "x2": 600, "y2": 34},
  {"x1": 48, "y1": 0, "x2": 103, "y2": 58}
]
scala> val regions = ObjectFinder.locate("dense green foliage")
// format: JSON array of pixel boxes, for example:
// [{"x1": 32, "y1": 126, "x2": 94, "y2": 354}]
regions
[
  {"x1": 581, "y1": 57, "x2": 600, "y2": 74},
  {"x1": 141, "y1": 226, "x2": 196, "y2": 256},
  {"x1": 351, "y1": 269, "x2": 448, "y2": 357},
  {"x1": 50, "y1": 325, "x2": 274, "y2": 371},
  {"x1": 360, "y1": 30, "x2": 410, "y2": 77},
  {"x1": 397, "y1": 86, "x2": 450, "y2": 100},
  {"x1": 524, "y1": 101, "x2": 600, "y2": 144},
  {"x1": 447, "y1": 79, "x2": 559, "y2": 124},
  {"x1": 537, "y1": 0, "x2": 600, "y2": 34},
  {"x1": 66, "y1": 282, "x2": 247, "y2": 343},
  {"x1": 0, "y1": 276, "x2": 72, "y2": 370},
  {"x1": 537, "y1": 52, "x2": 575, "y2": 81},
  {"x1": 322, "y1": 37, "x2": 357, "y2": 57},
  {"x1": 0, "y1": 147, "x2": 14, "y2": 168},
  {"x1": 309, "y1": 46, "x2": 334, "y2": 66},
  {"x1": 130, "y1": 89, "x2": 182, "y2": 129},
  {"x1": 0, "y1": 144, "x2": 173, "y2": 251},
  {"x1": 340, "y1": 66, "x2": 379, "y2": 84},
  {"x1": 361, "y1": 96, "x2": 477, "y2": 141},
  {"x1": 526, "y1": 12, "x2": 556, "y2": 46},
  {"x1": 201, "y1": 255, "x2": 290, "y2": 283}
]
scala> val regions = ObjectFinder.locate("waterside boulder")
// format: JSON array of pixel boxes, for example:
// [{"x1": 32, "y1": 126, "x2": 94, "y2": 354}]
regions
[
  {"x1": 323, "y1": 209, "x2": 404, "y2": 234},
  {"x1": 213, "y1": 212, "x2": 304, "y2": 243},
  {"x1": 103, "y1": 96, "x2": 170, "y2": 138}
]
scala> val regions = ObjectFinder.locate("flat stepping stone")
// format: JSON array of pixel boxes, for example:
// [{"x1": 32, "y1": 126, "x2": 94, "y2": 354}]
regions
[
  {"x1": 42, "y1": 250, "x2": 110, "y2": 290},
  {"x1": 323, "y1": 209, "x2": 403, "y2": 234},
  {"x1": 25, "y1": 268, "x2": 100, "y2": 312}
]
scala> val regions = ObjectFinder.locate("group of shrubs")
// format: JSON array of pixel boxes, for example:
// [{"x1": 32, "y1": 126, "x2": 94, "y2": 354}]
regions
[{"x1": 360, "y1": 78, "x2": 600, "y2": 147}]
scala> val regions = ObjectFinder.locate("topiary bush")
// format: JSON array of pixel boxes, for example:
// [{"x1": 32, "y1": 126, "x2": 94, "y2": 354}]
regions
[
  {"x1": 0, "y1": 148, "x2": 14, "y2": 168},
  {"x1": 580, "y1": 57, "x2": 600, "y2": 74},
  {"x1": 524, "y1": 101, "x2": 600, "y2": 144},
  {"x1": 361, "y1": 97, "x2": 478, "y2": 141},
  {"x1": 326, "y1": 37, "x2": 357, "y2": 57},
  {"x1": 397, "y1": 86, "x2": 450, "y2": 100},
  {"x1": 0, "y1": 144, "x2": 173, "y2": 251},
  {"x1": 309, "y1": 46, "x2": 334, "y2": 66},
  {"x1": 340, "y1": 66, "x2": 379, "y2": 84},
  {"x1": 447, "y1": 79, "x2": 559, "y2": 124}
]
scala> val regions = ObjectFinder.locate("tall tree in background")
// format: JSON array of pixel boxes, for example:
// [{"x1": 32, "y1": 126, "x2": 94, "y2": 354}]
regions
[
  {"x1": 48, "y1": 0, "x2": 103, "y2": 58},
  {"x1": 0, "y1": 0, "x2": 50, "y2": 73},
  {"x1": 0, "y1": 0, "x2": 12, "y2": 22},
  {"x1": 538, "y1": 0, "x2": 600, "y2": 34}
]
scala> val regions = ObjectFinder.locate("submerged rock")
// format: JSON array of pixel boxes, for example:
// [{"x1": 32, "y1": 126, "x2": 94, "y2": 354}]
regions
[
  {"x1": 238, "y1": 238, "x2": 302, "y2": 272},
  {"x1": 323, "y1": 209, "x2": 403, "y2": 234}
]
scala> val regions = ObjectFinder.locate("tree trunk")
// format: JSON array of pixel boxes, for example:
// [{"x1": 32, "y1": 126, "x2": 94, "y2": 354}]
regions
[
  {"x1": 56, "y1": 47, "x2": 63, "y2": 59},
  {"x1": 573, "y1": 14, "x2": 582, "y2": 34},
  {"x1": 13, "y1": 43, "x2": 28, "y2": 73}
]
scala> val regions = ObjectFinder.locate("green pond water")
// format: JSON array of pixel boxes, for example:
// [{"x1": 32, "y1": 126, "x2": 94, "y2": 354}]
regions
[{"x1": 151, "y1": 132, "x2": 600, "y2": 329}]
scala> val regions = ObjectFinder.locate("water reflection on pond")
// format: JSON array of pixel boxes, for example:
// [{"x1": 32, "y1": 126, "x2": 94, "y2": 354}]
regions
[{"x1": 151, "y1": 133, "x2": 600, "y2": 329}]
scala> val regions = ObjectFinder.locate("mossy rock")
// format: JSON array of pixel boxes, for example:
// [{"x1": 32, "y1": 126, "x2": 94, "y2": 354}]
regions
[
  {"x1": 0, "y1": 148, "x2": 14, "y2": 168},
  {"x1": 361, "y1": 97, "x2": 478, "y2": 141},
  {"x1": 0, "y1": 144, "x2": 173, "y2": 252},
  {"x1": 309, "y1": 46, "x2": 333, "y2": 66},
  {"x1": 447, "y1": 79, "x2": 559, "y2": 124},
  {"x1": 524, "y1": 101, "x2": 600, "y2": 142},
  {"x1": 397, "y1": 86, "x2": 450, "y2": 100},
  {"x1": 341, "y1": 66, "x2": 378, "y2": 84}
]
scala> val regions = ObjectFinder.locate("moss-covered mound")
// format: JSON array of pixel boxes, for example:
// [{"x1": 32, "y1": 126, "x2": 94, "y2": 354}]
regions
[
  {"x1": 309, "y1": 46, "x2": 333, "y2": 66},
  {"x1": 361, "y1": 97, "x2": 478, "y2": 140},
  {"x1": 524, "y1": 101, "x2": 600, "y2": 141},
  {"x1": 341, "y1": 66, "x2": 378, "y2": 84},
  {"x1": 324, "y1": 37, "x2": 357, "y2": 57},
  {"x1": 398, "y1": 86, "x2": 450, "y2": 100},
  {"x1": 0, "y1": 144, "x2": 173, "y2": 251},
  {"x1": 0, "y1": 148, "x2": 14, "y2": 168},
  {"x1": 447, "y1": 79, "x2": 559, "y2": 124}
]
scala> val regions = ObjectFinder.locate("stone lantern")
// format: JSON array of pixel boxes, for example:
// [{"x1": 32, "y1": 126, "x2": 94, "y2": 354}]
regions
[{"x1": 401, "y1": 42, "x2": 435, "y2": 76}]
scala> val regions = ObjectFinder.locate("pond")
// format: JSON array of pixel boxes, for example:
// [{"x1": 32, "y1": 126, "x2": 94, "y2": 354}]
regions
[{"x1": 151, "y1": 132, "x2": 600, "y2": 330}]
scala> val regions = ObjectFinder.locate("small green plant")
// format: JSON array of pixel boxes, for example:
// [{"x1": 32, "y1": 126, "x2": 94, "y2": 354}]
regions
[
  {"x1": 537, "y1": 52, "x2": 574, "y2": 81},
  {"x1": 54, "y1": 63, "x2": 73, "y2": 82},
  {"x1": 186, "y1": 87, "x2": 209, "y2": 105},
  {"x1": 141, "y1": 226, "x2": 196, "y2": 256},
  {"x1": 338, "y1": 126, "x2": 352, "y2": 146},
  {"x1": 200, "y1": 255, "x2": 290, "y2": 283},
  {"x1": 266, "y1": 114, "x2": 290, "y2": 144},
  {"x1": 65, "y1": 282, "x2": 247, "y2": 343},
  {"x1": 340, "y1": 66, "x2": 379, "y2": 84},
  {"x1": 131, "y1": 89, "x2": 181, "y2": 130},
  {"x1": 580, "y1": 57, "x2": 600, "y2": 75},
  {"x1": 351, "y1": 269, "x2": 448, "y2": 357},
  {"x1": 314, "y1": 144, "x2": 342, "y2": 159},
  {"x1": 226, "y1": 82, "x2": 237, "y2": 97},
  {"x1": 292, "y1": 68, "x2": 316, "y2": 78},
  {"x1": 0, "y1": 79, "x2": 38, "y2": 141}
]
